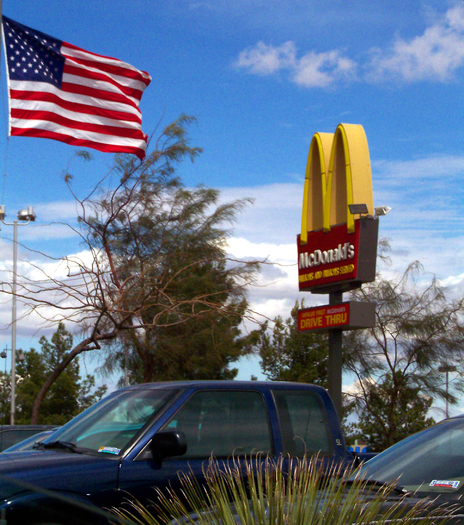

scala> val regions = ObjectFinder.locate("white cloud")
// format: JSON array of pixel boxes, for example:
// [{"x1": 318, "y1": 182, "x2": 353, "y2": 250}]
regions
[
  {"x1": 234, "y1": 4, "x2": 464, "y2": 86},
  {"x1": 367, "y1": 4, "x2": 464, "y2": 83},
  {"x1": 235, "y1": 41, "x2": 356, "y2": 88},
  {"x1": 235, "y1": 41, "x2": 297, "y2": 75}
]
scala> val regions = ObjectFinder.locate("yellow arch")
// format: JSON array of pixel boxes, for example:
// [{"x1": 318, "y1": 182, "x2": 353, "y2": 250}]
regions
[
  {"x1": 300, "y1": 131, "x2": 333, "y2": 243},
  {"x1": 301, "y1": 123, "x2": 373, "y2": 242}
]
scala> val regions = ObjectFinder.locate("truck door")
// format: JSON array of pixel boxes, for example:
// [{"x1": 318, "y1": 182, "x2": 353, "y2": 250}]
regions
[{"x1": 117, "y1": 389, "x2": 274, "y2": 512}]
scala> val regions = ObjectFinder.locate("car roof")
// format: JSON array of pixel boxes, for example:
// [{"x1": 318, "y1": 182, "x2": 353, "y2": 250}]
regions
[{"x1": 119, "y1": 380, "x2": 327, "y2": 393}]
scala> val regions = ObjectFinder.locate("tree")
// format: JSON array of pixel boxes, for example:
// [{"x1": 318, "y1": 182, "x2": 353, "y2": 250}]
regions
[
  {"x1": 13, "y1": 323, "x2": 107, "y2": 424},
  {"x1": 0, "y1": 372, "x2": 11, "y2": 425},
  {"x1": 254, "y1": 300, "x2": 329, "y2": 385},
  {"x1": 0, "y1": 116, "x2": 261, "y2": 422},
  {"x1": 98, "y1": 185, "x2": 257, "y2": 385},
  {"x1": 353, "y1": 372, "x2": 435, "y2": 451},
  {"x1": 344, "y1": 261, "x2": 464, "y2": 449}
]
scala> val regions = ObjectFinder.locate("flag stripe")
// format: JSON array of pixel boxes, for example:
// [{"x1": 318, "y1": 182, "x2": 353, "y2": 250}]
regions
[
  {"x1": 61, "y1": 78, "x2": 142, "y2": 113},
  {"x1": 11, "y1": 126, "x2": 147, "y2": 156},
  {"x1": 10, "y1": 80, "x2": 142, "y2": 120},
  {"x1": 11, "y1": 117, "x2": 148, "y2": 146},
  {"x1": 64, "y1": 64, "x2": 145, "y2": 101},
  {"x1": 11, "y1": 108, "x2": 146, "y2": 138},
  {"x1": 11, "y1": 100, "x2": 142, "y2": 130},
  {"x1": 62, "y1": 43, "x2": 151, "y2": 86},
  {"x1": 3, "y1": 16, "x2": 151, "y2": 160},
  {"x1": 10, "y1": 89, "x2": 142, "y2": 125}
]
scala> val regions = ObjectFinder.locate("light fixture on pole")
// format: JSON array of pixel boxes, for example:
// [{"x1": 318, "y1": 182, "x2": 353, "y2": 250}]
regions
[
  {"x1": 374, "y1": 206, "x2": 392, "y2": 217},
  {"x1": 348, "y1": 204, "x2": 392, "y2": 219},
  {"x1": 0, "y1": 205, "x2": 36, "y2": 425},
  {"x1": 439, "y1": 364, "x2": 457, "y2": 419},
  {"x1": 348, "y1": 203, "x2": 369, "y2": 216}
]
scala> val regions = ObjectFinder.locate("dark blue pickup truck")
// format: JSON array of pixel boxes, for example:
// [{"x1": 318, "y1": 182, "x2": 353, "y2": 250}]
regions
[{"x1": 0, "y1": 381, "x2": 359, "y2": 524}]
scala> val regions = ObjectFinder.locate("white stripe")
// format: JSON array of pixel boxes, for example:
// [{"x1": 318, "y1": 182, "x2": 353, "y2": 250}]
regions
[
  {"x1": 63, "y1": 72, "x2": 143, "y2": 107},
  {"x1": 10, "y1": 80, "x2": 142, "y2": 119},
  {"x1": 11, "y1": 118, "x2": 147, "y2": 149},
  {"x1": 64, "y1": 58, "x2": 148, "y2": 95},
  {"x1": 10, "y1": 98, "x2": 143, "y2": 130},
  {"x1": 61, "y1": 44, "x2": 151, "y2": 83}
]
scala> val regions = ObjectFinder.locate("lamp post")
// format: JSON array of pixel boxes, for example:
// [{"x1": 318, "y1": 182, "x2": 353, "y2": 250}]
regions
[
  {"x1": 438, "y1": 364, "x2": 457, "y2": 419},
  {"x1": 0, "y1": 205, "x2": 36, "y2": 425}
]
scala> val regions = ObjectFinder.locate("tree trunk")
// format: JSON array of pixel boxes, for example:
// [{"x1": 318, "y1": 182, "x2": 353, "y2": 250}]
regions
[{"x1": 30, "y1": 331, "x2": 116, "y2": 424}]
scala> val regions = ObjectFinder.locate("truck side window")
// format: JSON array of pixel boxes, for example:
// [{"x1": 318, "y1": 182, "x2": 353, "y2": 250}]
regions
[
  {"x1": 272, "y1": 390, "x2": 333, "y2": 457},
  {"x1": 162, "y1": 391, "x2": 273, "y2": 458}
]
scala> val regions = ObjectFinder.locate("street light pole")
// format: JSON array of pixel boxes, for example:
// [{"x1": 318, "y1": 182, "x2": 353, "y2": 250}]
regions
[
  {"x1": 11, "y1": 220, "x2": 17, "y2": 426},
  {"x1": 438, "y1": 364, "x2": 457, "y2": 419},
  {"x1": 0, "y1": 205, "x2": 36, "y2": 425}
]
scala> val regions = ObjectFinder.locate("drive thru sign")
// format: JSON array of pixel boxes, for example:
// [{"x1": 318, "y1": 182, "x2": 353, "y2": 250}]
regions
[{"x1": 298, "y1": 301, "x2": 375, "y2": 332}]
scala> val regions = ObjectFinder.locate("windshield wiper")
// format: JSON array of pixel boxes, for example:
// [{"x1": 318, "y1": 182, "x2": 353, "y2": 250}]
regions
[
  {"x1": 38, "y1": 440, "x2": 83, "y2": 454},
  {"x1": 345, "y1": 479, "x2": 409, "y2": 496}
]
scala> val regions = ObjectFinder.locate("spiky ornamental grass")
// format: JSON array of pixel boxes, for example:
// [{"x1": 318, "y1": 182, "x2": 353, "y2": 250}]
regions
[{"x1": 113, "y1": 455, "x2": 458, "y2": 525}]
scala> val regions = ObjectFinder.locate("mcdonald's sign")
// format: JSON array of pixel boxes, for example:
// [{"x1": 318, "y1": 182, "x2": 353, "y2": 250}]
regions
[{"x1": 297, "y1": 123, "x2": 379, "y2": 294}]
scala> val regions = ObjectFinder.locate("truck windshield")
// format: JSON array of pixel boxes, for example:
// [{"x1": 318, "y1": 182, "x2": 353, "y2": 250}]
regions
[{"x1": 40, "y1": 388, "x2": 178, "y2": 456}]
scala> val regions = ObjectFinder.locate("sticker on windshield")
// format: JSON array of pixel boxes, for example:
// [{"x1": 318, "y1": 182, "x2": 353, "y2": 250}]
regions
[
  {"x1": 430, "y1": 480, "x2": 460, "y2": 489},
  {"x1": 98, "y1": 446, "x2": 120, "y2": 455}
]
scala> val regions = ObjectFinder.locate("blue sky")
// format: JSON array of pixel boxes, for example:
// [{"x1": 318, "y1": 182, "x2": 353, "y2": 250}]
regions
[{"x1": 1, "y1": 0, "x2": 464, "y2": 409}]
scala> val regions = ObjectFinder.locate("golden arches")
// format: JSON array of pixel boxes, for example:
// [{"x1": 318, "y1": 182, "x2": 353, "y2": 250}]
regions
[{"x1": 300, "y1": 123, "x2": 373, "y2": 243}]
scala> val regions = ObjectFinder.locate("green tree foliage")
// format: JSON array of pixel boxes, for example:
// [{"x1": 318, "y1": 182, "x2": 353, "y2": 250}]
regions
[
  {"x1": 344, "y1": 261, "x2": 464, "y2": 450},
  {"x1": 254, "y1": 301, "x2": 329, "y2": 385},
  {"x1": 98, "y1": 183, "x2": 258, "y2": 384},
  {"x1": 353, "y1": 372, "x2": 435, "y2": 451},
  {"x1": 0, "y1": 323, "x2": 107, "y2": 425}
]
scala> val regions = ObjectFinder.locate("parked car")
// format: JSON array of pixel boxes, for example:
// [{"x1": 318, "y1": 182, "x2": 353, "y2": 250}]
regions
[
  {"x1": 0, "y1": 380, "x2": 360, "y2": 524},
  {"x1": 351, "y1": 413, "x2": 464, "y2": 518},
  {"x1": 1, "y1": 429, "x2": 58, "y2": 453},
  {"x1": 0, "y1": 425, "x2": 58, "y2": 452}
]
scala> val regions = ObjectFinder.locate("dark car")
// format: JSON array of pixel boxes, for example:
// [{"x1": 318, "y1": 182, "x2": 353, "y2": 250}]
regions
[
  {"x1": 352, "y1": 414, "x2": 464, "y2": 521},
  {"x1": 0, "y1": 380, "x2": 355, "y2": 525},
  {"x1": 1, "y1": 429, "x2": 58, "y2": 453},
  {"x1": 0, "y1": 425, "x2": 58, "y2": 452}
]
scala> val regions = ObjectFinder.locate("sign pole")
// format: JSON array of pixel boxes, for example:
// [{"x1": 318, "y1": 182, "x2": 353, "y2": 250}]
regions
[
  {"x1": 328, "y1": 291, "x2": 343, "y2": 417},
  {"x1": 297, "y1": 124, "x2": 380, "y2": 421}
]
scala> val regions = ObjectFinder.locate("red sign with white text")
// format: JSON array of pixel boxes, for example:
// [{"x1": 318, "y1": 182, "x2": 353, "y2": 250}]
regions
[
  {"x1": 298, "y1": 301, "x2": 375, "y2": 332},
  {"x1": 297, "y1": 219, "x2": 378, "y2": 294},
  {"x1": 298, "y1": 303, "x2": 350, "y2": 331}
]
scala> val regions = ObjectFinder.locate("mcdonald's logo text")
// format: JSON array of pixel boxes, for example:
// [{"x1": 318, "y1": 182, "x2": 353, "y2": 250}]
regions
[{"x1": 299, "y1": 242, "x2": 354, "y2": 269}]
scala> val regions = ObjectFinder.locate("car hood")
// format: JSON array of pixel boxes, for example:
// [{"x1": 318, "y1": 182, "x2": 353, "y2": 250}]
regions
[{"x1": 0, "y1": 449, "x2": 120, "y2": 500}]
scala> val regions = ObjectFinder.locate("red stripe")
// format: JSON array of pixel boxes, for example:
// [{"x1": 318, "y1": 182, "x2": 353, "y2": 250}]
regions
[
  {"x1": 11, "y1": 126, "x2": 145, "y2": 160},
  {"x1": 10, "y1": 90, "x2": 142, "y2": 124},
  {"x1": 12, "y1": 108, "x2": 146, "y2": 139},
  {"x1": 64, "y1": 64, "x2": 144, "y2": 101},
  {"x1": 63, "y1": 52, "x2": 151, "y2": 86},
  {"x1": 61, "y1": 82, "x2": 141, "y2": 113},
  {"x1": 63, "y1": 41, "x2": 151, "y2": 80}
]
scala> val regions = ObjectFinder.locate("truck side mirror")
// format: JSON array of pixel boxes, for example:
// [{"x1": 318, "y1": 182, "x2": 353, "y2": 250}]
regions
[{"x1": 151, "y1": 429, "x2": 187, "y2": 459}]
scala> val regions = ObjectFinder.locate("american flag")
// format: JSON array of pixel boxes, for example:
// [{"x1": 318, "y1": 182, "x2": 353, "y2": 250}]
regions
[{"x1": 2, "y1": 16, "x2": 152, "y2": 160}]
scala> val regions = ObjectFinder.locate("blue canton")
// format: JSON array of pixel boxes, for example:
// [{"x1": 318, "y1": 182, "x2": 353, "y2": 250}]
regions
[{"x1": 3, "y1": 16, "x2": 65, "y2": 88}]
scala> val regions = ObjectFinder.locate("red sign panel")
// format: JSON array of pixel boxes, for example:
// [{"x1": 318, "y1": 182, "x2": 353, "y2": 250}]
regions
[
  {"x1": 298, "y1": 303, "x2": 350, "y2": 331},
  {"x1": 297, "y1": 218, "x2": 378, "y2": 294},
  {"x1": 298, "y1": 301, "x2": 375, "y2": 332}
]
